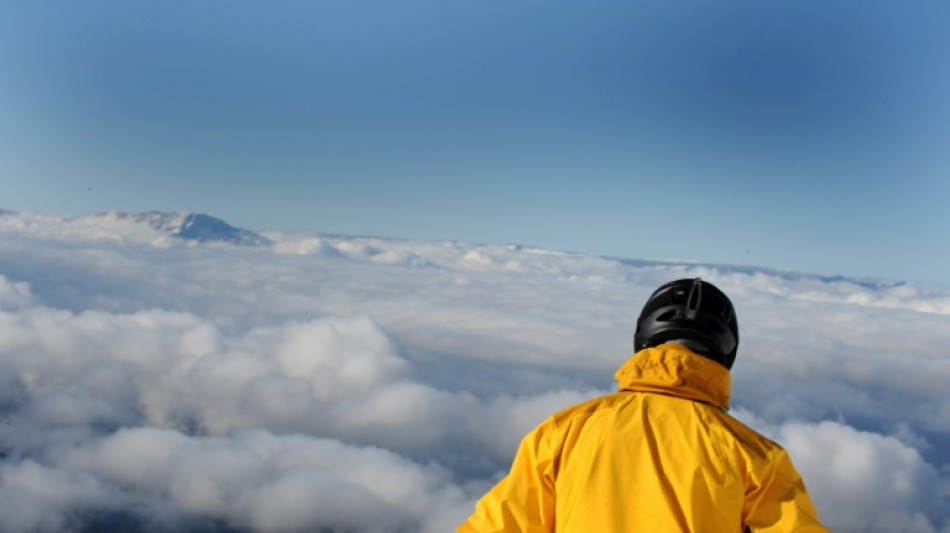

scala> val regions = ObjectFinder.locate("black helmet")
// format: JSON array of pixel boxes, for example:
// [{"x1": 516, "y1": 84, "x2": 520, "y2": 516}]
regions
[{"x1": 634, "y1": 278, "x2": 739, "y2": 369}]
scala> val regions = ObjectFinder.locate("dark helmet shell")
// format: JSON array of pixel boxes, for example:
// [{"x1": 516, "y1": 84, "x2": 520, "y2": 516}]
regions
[{"x1": 634, "y1": 278, "x2": 739, "y2": 369}]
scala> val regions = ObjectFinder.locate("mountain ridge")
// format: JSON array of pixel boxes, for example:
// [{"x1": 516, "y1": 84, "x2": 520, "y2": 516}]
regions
[
  {"x1": 0, "y1": 208, "x2": 908, "y2": 289},
  {"x1": 109, "y1": 211, "x2": 272, "y2": 246}
]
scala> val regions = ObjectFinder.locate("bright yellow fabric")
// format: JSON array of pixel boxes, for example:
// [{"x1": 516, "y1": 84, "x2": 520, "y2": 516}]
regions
[{"x1": 458, "y1": 344, "x2": 832, "y2": 533}]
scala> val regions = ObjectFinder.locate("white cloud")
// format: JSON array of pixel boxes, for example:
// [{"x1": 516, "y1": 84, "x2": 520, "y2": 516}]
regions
[
  {"x1": 33, "y1": 427, "x2": 473, "y2": 533},
  {"x1": 0, "y1": 276, "x2": 33, "y2": 310},
  {"x1": 733, "y1": 411, "x2": 948, "y2": 533},
  {"x1": 0, "y1": 459, "x2": 126, "y2": 533},
  {"x1": 1, "y1": 211, "x2": 949, "y2": 532}
]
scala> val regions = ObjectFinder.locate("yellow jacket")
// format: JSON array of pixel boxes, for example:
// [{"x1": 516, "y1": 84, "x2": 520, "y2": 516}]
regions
[{"x1": 458, "y1": 344, "x2": 832, "y2": 533}]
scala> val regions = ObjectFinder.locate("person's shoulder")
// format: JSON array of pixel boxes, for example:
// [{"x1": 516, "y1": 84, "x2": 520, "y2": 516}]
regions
[
  {"x1": 543, "y1": 391, "x2": 633, "y2": 431},
  {"x1": 709, "y1": 409, "x2": 785, "y2": 459}
]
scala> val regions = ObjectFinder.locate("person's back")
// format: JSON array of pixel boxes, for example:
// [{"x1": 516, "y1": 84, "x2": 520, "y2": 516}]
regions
[{"x1": 458, "y1": 279, "x2": 833, "y2": 533}]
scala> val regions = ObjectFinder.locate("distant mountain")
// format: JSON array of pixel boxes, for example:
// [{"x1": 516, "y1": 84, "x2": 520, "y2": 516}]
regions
[
  {"x1": 0, "y1": 208, "x2": 910, "y2": 289},
  {"x1": 106, "y1": 211, "x2": 271, "y2": 246}
]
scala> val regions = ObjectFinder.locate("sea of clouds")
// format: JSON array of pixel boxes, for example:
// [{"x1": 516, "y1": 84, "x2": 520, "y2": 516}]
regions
[{"x1": 0, "y1": 211, "x2": 948, "y2": 533}]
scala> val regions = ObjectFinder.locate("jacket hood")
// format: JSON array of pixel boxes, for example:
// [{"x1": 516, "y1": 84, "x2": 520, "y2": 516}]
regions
[{"x1": 614, "y1": 343, "x2": 731, "y2": 410}]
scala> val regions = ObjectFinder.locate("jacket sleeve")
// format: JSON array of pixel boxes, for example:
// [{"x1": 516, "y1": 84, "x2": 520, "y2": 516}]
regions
[
  {"x1": 744, "y1": 447, "x2": 834, "y2": 533},
  {"x1": 457, "y1": 421, "x2": 557, "y2": 533}
]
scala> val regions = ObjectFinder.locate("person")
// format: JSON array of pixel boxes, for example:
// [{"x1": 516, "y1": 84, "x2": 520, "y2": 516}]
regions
[{"x1": 458, "y1": 278, "x2": 832, "y2": 533}]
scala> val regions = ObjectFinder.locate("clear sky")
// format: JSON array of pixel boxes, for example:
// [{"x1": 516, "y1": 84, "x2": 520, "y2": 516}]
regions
[{"x1": 2, "y1": 1, "x2": 949, "y2": 284}]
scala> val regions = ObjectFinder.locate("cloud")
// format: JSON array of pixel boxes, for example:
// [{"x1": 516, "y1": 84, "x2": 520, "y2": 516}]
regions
[
  {"x1": 0, "y1": 275, "x2": 33, "y2": 310},
  {"x1": 0, "y1": 427, "x2": 475, "y2": 533},
  {"x1": 0, "y1": 284, "x2": 587, "y2": 530},
  {"x1": 1, "y1": 211, "x2": 949, "y2": 532},
  {"x1": 734, "y1": 411, "x2": 948, "y2": 533},
  {"x1": 782, "y1": 422, "x2": 943, "y2": 533}
]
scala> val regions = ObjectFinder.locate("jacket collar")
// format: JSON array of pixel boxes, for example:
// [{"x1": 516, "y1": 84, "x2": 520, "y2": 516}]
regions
[{"x1": 614, "y1": 343, "x2": 731, "y2": 410}]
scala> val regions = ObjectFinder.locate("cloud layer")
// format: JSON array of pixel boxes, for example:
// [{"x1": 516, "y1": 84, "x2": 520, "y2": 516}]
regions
[{"x1": 1, "y1": 211, "x2": 948, "y2": 532}]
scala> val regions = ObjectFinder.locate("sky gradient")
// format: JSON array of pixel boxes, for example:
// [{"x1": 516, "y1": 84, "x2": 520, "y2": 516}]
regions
[{"x1": 2, "y1": 1, "x2": 949, "y2": 284}]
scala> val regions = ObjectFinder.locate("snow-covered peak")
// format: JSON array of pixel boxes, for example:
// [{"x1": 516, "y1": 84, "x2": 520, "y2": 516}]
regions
[
  {"x1": 0, "y1": 210, "x2": 271, "y2": 247},
  {"x1": 118, "y1": 211, "x2": 271, "y2": 246}
]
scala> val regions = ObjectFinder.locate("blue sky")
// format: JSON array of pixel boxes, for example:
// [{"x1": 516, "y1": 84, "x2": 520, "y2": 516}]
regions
[{"x1": 2, "y1": 1, "x2": 949, "y2": 284}]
